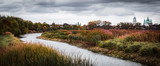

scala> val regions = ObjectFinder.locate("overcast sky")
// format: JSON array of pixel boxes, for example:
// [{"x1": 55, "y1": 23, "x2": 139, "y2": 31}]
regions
[{"x1": 0, "y1": 0, "x2": 160, "y2": 25}]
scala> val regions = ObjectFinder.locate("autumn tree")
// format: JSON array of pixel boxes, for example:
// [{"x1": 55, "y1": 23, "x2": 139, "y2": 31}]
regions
[
  {"x1": 117, "y1": 22, "x2": 133, "y2": 29},
  {"x1": 0, "y1": 19, "x2": 3, "y2": 35},
  {"x1": 134, "y1": 22, "x2": 141, "y2": 29},
  {"x1": 94, "y1": 20, "x2": 101, "y2": 27},
  {"x1": 102, "y1": 21, "x2": 111, "y2": 29},
  {"x1": 10, "y1": 20, "x2": 21, "y2": 36},
  {"x1": 0, "y1": 15, "x2": 55, "y2": 36},
  {"x1": 51, "y1": 22, "x2": 55, "y2": 27},
  {"x1": 88, "y1": 21, "x2": 97, "y2": 30},
  {"x1": 50, "y1": 22, "x2": 56, "y2": 30},
  {"x1": 63, "y1": 23, "x2": 71, "y2": 30},
  {"x1": 42, "y1": 22, "x2": 49, "y2": 31}
]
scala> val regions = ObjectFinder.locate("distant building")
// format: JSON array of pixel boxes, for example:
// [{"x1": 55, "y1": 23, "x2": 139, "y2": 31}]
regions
[
  {"x1": 133, "y1": 17, "x2": 137, "y2": 23},
  {"x1": 76, "y1": 22, "x2": 81, "y2": 26},
  {"x1": 133, "y1": 17, "x2": 137, "y2": 26},
  {"x1": 143, "y1": 17, "x2": 152, "y2": 26}
]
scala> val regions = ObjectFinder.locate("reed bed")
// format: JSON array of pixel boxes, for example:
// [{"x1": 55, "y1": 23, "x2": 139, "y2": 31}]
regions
[
  {"x1": 0, "y1": 43, "x2": 93, "y2": 66},
  {"x1": 41, "y1": 29, "x2": 160, "y2": 66},
  {"x1": 84, "y1": 29, "x2": 113, "y2": 44},
  {"x1": 124, "y1": 31, "x2": 160, "y2": 42},
  {"x1": 97, "y1": 30, "x2": 160, "y2": 57},
  {"x1": 42, "y1": 29, "x2": 114, "y2": 45},
  {"x1": 108, "y1": 29, "x2": 140, "y2": 37}
]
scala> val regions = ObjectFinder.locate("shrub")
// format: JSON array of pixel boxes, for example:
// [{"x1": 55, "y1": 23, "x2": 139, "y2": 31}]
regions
[
  {"x1": 60, "y1": 31, "x2": 69, "y2": 35},
  {"x1": 124, "y1": 48, "x2": 130, "y2": 53},
  {"x1": 125, "y1": 44, "x2": 141, "y2": 53},
  {"x1": 58, "y1": 35, "x2": 68, "y2": 39},
  {"x1": 42, "y1": 31, "x2": 69, "y2": 39},
  {"x1": 81, "y1": 31, "x2": 89, "y2": 36},
  {"x1": 72, "y1": 31, "x2": 78, "y2": 34},
  {"x1": 41, "y1": 32, "x2": 53, "y2": 38},
  {"x1": 98, "y1": 38, "x2": 126, "y2": 50},
  {"x1": 98, "y1": 41, "x2": 106, "y2": 48},
  {"x1": 103, "y1": 40, "x2": 117, "y2": 49},
  {"x1": 139, "y1": 46, "x2": 160, "y2": 56},
  {"x1": 117, "y1": 43, "x2": 126, "y2": 51},
  {"x1": 68, "y1": 34, "x2": 83, "y2": 40}
]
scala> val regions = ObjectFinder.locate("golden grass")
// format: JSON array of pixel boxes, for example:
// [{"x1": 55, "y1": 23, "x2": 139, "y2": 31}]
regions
[
  {"x1": 0, "y1": 43, "x2": 93, "y2": 66},
  {"x1": 0, "y1": 34, "x2": 20, "y2": 47},
  {"x1": 124, "y1": 31, "x2": 160, "y2": 42}
]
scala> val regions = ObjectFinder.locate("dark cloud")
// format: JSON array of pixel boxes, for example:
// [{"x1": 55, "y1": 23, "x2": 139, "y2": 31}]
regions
[
  {"x1": 35, "y1": 1, "x2": 56, "y2": 7},
  {"x1": 0, "y1": 0, "x2": 160, "y2": 20},
  {"x1": 0, "y1": 4, "x2": 22, "y2": 13},
  {"x1": 100, "y1": 0, "x2": 160, "y2": 4}
]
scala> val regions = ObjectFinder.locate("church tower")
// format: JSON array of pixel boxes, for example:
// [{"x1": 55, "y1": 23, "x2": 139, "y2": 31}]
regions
[
  {"x1": 143, "y1": 19, "x2": 146, "y2": 26},
  {"x1": 143, "y1": 17, "x2": 152, "y2": 26},
  {"x1": 133, "y1": 17, "x2": 136, "y2": 23}
]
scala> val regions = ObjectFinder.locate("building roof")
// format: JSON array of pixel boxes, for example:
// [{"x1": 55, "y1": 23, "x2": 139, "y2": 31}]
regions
[
  {"x1": 146, "y1": 17, "x2": 150, "y2": 21},
  {"x1": 133, "y1": 17, "x2": 136, "y2": 19}
]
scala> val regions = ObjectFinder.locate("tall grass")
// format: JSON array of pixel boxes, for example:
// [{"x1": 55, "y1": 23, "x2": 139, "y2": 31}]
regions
[
  {"x1": 0, "y1": 33, "x2": 20, "y2": 47},
  {"x1": 42, "y1": 29, "x2": 114, "y2": 45},
  {"x1": 42, "y1": 31, "x2": 68, "y2": 39},
  {"x1": 68, "y1": 34, "x2": 83, "y2": 40},
  {"x1": 109, "y1": 29, "x2": 139, "y2": 37},
  {"x1": 124, "y1": 31, "x2": 160, "y2": 42},
  {"x1": 0, "y1": 43, "x2": 93, "y2": 66},
  {"x1": 85, "y1": 29, "x2": 113, "y2": 45},
  {"x1": 97, "y1": 30, "x2": 160, "y2": 57}
]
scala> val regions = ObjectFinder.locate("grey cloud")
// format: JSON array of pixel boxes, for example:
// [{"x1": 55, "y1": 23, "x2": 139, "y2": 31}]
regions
[
  {"x1": 25, "y1": 7, "x2": 59, "y2": 13},
  {"x1": 35, "y1": 1, "x2": 56, "y2": 7},
  {"x1": 35, "y1": 1, "x2": 93, "y2": 8},
  {"x1": 100, "y1": 0, "x2": 160, "y2": 4},
  {"x1": 0, "y1": 0, "x2": 160, "y2": 16},
  {"x1": 121, "y1": 2, "x2": 160, "y2": 13},
  {"x1": 0, "y1": 4, "x2": 22, "y2": 12}
]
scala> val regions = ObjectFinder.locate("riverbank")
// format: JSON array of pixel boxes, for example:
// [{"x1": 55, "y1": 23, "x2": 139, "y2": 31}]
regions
[
  {"x1": 0, "y1": 34, "x2": 93, "y2": 66},
  {"x1": 38, "y1": 36, "x2": 160, "y2": 66},
  {"x1": 0, "y1": 33, "x2": 20, "y2": 47}
]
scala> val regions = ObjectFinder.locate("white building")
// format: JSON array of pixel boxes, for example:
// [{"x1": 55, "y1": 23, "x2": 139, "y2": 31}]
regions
[{"x1": 143, "y1": 17, "x2": 152, "y2": 26}]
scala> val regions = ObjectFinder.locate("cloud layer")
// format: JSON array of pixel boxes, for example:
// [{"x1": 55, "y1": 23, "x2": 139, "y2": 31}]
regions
[{"x1": 0, "y1": 0, "x2": 160, "y2": 25}]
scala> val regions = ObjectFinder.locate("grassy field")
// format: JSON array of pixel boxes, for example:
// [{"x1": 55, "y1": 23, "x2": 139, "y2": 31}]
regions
[
  {"x1": 41, "y1": 29, "x2": 160, "y2": 66},
  {"x1": 0, "y1": 34, "x2": 93, "y2": 66},
  {"x1": 0, "y1": 33, "x2": 20, "y2": 47}
]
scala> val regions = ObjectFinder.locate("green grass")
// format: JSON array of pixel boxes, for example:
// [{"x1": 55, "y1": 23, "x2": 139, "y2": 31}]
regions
[
  {"x1": 97, "y1": 38, "x2": 160, "y2": 66},
  {"x1": 98, "y1": 38, "x2": 160, "y2": 57},
  {"x1": 0, "y1": 34, "x2": 20, "y2": 47}
]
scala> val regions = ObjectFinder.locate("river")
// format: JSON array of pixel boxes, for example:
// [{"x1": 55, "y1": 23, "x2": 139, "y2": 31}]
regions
[{"x1": 20, "y1": 33, "x2": 143, "y2": 66}]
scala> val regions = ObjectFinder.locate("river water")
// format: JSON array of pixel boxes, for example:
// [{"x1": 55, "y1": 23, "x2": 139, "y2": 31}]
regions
[{"x1": 20, "y1": 33, "x2": 143, "y2": 66}]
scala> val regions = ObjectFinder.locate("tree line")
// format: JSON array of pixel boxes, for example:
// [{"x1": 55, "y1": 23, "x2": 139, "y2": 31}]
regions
[
  {"x1": 0, "y1": 15, "x2": 82, "y2": 36},
  {"x1": 86, "y1": 20, "x2": 160, "y2": 30},
  {"x1": 0, "y1": 16, "x2": 50, "y2": 36},
  {"x1": 0, "y1": 15, "x2": 160, "y2": 36}
]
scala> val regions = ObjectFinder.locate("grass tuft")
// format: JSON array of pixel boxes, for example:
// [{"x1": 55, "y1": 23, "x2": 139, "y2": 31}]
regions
[{"x1": 0, "y1": 43, "x2": 94, "y2": 66}]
